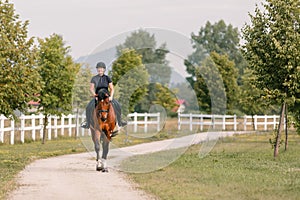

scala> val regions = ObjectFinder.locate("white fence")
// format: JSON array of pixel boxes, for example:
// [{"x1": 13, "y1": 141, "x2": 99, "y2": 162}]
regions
[
  {"x1": 0, "y1": 112, "x2": 161, "y2": 145},
  {"x1": 0, "y1": 113, "x2": 282, "y2": 145},
  {"x1": 178, "y1": 113, "x2": 280, "y2": 131},
  {"x1": 0, "y1": 113, "x2": 86, "y2": 145},
  {"x1": 127, "y1": 112, "x2": 160, "y2": 133}
]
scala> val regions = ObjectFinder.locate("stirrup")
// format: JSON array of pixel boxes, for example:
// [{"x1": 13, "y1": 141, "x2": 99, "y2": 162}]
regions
[{"x1": 111, "y1": 130, "x2": 118, "y2": 137}]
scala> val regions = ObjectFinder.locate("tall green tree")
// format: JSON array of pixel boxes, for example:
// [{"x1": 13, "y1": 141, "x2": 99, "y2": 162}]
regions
[
  {"x1": 116, "y1": 29, "x2": 174, "y2": 113},
  {"x1": 186, "y1": 20, "x2": 247, "y2": 86},
  {"x1": 0, "y1": 0, "x2": 41, "y2": 118},
  {"x1": 194, "y1": 52, "x2": 237, "y2": 114},
  {"x1": 242, "y1": 0, "x2": 300, "y2": 157},
  {"x1": 37, "y1": 34, "x2": 80, "y2": 143},
  {"x1": 112, "y1": 49, "x2": 149, "y2": 115}
]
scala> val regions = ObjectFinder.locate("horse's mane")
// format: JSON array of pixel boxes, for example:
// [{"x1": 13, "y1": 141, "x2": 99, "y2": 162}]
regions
[{"x1": 97, "y1": 88, "x2": 110, "y2": 101}]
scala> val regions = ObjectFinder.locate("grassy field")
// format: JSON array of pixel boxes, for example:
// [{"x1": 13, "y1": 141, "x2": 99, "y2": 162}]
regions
[
  {"x1": 1, "y1": 121, "x2": 299, "y2": 200},
  {"x1": 126, "y1": 132, "x2": 300, "y2": 200}
]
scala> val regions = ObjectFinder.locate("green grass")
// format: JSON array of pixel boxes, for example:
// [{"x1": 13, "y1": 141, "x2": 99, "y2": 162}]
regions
[
  {"x1": 126, "y1": 133, "x2": 300, "y2": 200},
  {"x1": 0, "y1": 138, "x2": 86, "y2": 199}
]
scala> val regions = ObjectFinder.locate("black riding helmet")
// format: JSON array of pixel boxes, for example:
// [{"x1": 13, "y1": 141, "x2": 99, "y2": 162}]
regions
[{"x1": 96, "y1": 62, "x2": 106, "y2": 69}]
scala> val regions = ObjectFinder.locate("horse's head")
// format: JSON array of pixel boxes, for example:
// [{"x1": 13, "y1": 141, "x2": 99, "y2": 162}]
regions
[
  {"x1": 97, "y1": 89, "x2": 110, "y2": 122},
  {"x1": 98, "y1": 99, "x2": 110, "y2": 122}
]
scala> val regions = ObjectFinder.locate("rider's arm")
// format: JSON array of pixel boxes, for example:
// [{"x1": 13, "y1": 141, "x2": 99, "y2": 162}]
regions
[
  {"x1": 90, "y1": 83, "x2": 96, "y2": 96},
  {"x1": 108, "y1": 82, "x2": 114, "y2": 101}
]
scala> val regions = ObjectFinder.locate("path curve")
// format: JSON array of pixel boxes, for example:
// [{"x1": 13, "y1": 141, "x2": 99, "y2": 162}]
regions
[{"x1": 8, "y1": 132, "x2": 244, "y2": 200}]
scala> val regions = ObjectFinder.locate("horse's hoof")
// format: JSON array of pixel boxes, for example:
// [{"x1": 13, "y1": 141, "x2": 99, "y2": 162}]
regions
[
  {"x1": 111, "y1": 131, "x2": 118, "y2": 137},
  {"x1": 101, "y1": 168, "x2": 108, "y2": 173},
  {"x1": 96, "y1": 166, "x2": 103, "y2": 171}
]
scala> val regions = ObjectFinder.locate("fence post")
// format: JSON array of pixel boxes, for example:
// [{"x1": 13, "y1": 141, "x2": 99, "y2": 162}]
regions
[
  {"x1": 222, "y1": 115, "x2": 226, "y2": 130},
  {"x1": 76, "y1": 111, "x2": 79, "y2": 138},
  {"x1": 68, "y1": 115, "x2": 72, "y2": 136},
  {"x1": 212, "y1": 115, "x2": 215, "y2": 130},
  {"x1": 189, "y1": 113, "x2": 193, "y2": 131},
  {"x1": 48, "y1": 116, "x2": 52, "y2": 140},
  {"x1": 54, "y1": 116, "x2": 58, "y2": 138},
  {"x1": 200, "y1": 114, "x2": 203, "y2": 131},
  {"x1": 264, "y1": 115, "x2": 267, "y2": 131},
  {"x1": 10, "y1": 120, "x2": 14, "y2": 145},
  {"x1": 61, "y1": 115, "x2": 65, "y2": 136},
  {"x1": 177, "y1": 113, "x2": 181, "y2": 130},
  {"x1": 20, "y1": 114, "x2": 25, "y2": 143},
  {"x1": 134, "y1": 112, "x2": 138, "y2": 133},
  {"x1": 144, "y1": 113, "x2": 148, "y2": 133},
  {"x1": 31, "y1": 114, "x2": 36, "y2": 141},
  {"x1": 39, "y1": 114, "x2": 43, "y2": 140},
  {"x1": 0, "y1": 115, "x2": 4, "y2": 143},
  {"x1": 234, "y1": 114, "x2": 237, "y2": 131}
]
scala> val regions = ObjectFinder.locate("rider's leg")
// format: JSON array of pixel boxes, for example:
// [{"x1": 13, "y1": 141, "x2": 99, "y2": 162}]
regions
[
  {"x1": 81, "y1": 99, "x2": 95, "y2": 129},
  {"x1": 112, "y1": 99, "x2": 127, "y2": 127}
]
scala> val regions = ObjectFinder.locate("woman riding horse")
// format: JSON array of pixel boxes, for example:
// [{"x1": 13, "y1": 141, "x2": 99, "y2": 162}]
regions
[
  {"x1": 81, "y1": 61, "x2": 127, "y2": 172},
  {"x1": 81, "y1": 61, "x2": 127, "y2": 130},
  {"x1": 91, "y1": 88, "x2": 117, "y2": 172}
]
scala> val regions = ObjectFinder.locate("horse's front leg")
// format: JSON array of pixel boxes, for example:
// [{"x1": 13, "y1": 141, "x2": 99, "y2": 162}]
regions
[
  {"x1": 101, "y1": 131, "x2": 110, "y2": 172},
  {"x1": 93, "y1": 130, "x2": 103, "y2": 171}
]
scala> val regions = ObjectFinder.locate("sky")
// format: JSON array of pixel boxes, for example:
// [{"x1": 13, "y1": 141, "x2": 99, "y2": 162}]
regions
[{"x1": 10, "y1": 0, "x2": 261, "y2": 60}]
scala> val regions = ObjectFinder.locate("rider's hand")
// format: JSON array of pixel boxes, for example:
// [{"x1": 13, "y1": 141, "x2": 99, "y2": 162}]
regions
[{"x1": 109, "y1": 96, "x2": 113, "y2": 101}]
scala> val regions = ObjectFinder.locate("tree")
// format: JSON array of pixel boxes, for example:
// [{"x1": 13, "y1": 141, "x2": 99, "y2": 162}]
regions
[
  {"x1": 186, "y1": 20, "x2": 247, "y2": 87},
  {"x1": 210, "y1": 52, "x2": 239, "y2": 113},
  {"x1": 193, "y1": 52, "x2": 235, "y2": 114},
  {"x1": 112, "y1": 49, "x2": 149, "y2": 115},
  {"x1": 37, "y1": 34, "x2": 80, "y2": 144},
  {"x1": 239, "y1": 69, "x2": 268, "y2": 115},
  {"x1": 116, "y1": 29, "x2": 174, "y2": 113},
  {"x1": 0, "y1": 0, "x2": 41, "y2": 118},
  {"x1": 242, "y1": 0, "x2": 300, "y2": 157},
  {"x1": 73, "y1": 64, "x2": 93, "y2": 111}
]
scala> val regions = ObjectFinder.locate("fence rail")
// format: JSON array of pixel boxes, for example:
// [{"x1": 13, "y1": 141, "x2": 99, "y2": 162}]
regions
[
  {"x1": 0, "y1": 112, "x2": 161, "y2": 145},
  {"x1": 178, "y1": 113, "x2": 280, "y2": 131},
  {"x1": 0, "y1": 113, "x2": 282, "y2": 145},
  {"x1": 0, "y1": 114, "x2": 86, "y2": 145},
  {"x1": 127, "y1": 112, "x2": 160, "y2": 133}
]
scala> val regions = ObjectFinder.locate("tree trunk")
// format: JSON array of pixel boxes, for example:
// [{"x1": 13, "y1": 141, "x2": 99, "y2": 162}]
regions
[
  {"x1": 251, "y1": 114, "x2": 255, "y2": 130},
  {"x1": 285, "y1": 104, "x2": 288, "y2": 151},
  {"x1": 42, "y1": 115, "x2": 48, "y2": 144},
  {"x1": 274, "y1": 102, "x2": 285, "y2": 158}
]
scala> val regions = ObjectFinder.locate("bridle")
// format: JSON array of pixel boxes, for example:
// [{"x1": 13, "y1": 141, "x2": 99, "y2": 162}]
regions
[{"x1": 97, "y1": 99, "x2": 110, "y2": 121}]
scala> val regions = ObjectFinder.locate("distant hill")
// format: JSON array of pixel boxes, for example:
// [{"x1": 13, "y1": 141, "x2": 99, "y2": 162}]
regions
[{"x1": 76, "y1": 47, "x2": 117, "y2": 73}]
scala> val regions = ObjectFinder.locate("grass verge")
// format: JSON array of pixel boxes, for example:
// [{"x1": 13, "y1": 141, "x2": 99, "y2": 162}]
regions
[{"x1": 126, "y1": 132, "x2": 300, "y2": 200}]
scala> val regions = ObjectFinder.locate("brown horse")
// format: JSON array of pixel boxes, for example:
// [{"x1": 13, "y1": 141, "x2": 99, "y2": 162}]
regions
[{"x1": 90, "y1": 89, "x2": 117, "y2": 172}]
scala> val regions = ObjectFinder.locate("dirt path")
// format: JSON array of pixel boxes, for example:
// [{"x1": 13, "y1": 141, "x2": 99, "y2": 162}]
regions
[{"x1": 8, "y1": 131, "x2": 243, "y2": 200}]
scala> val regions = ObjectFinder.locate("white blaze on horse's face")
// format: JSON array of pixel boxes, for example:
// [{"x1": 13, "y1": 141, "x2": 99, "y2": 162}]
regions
[{"x1": 99, "y1": 100, "x2": 109, "y2": 122}]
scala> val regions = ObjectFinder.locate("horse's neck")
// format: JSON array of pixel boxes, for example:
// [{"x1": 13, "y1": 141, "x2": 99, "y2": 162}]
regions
[{"x1": 108, "y1": 103, "x2": 115, "y2": 120}]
